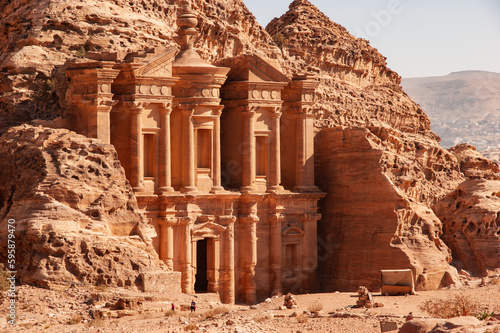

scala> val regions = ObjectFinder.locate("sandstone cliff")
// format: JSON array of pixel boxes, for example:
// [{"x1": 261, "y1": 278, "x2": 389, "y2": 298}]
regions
[
  {"x1": 0, "y1": 125, "x2": 179, "y2": 291},
  {"x1": 315, "y1": 127, "x2": 461, "y2": 291}
]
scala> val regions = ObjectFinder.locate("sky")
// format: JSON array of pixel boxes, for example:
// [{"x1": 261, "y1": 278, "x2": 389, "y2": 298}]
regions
[{"x1": 242, "y1": 0, "x2": 500, "y2": 78}]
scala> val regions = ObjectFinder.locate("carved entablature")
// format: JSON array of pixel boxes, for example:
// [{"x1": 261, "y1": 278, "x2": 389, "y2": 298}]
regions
[
  {"x1": 66, "y1": 61, "x2": 119, "y2": 105},
  {"x1": 282, "y1": 74, "x2": 319, "y2": 113}
]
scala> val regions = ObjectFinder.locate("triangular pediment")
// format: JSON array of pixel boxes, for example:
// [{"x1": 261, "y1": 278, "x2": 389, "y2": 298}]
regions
[
  {"x1": 134, "y1": 46, "x2": 177, "y2": 77},
  {"x1": 192, "y1": 221, "x2": 227, "y2": 237},
  {"x1": 221, "y1": 54, "x2": 290, "y2": 83}
]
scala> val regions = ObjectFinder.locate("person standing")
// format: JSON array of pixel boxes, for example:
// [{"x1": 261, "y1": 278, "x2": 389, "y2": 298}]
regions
[{"x1": 190, "y1": 300, "x2": 196, "y2": 312}]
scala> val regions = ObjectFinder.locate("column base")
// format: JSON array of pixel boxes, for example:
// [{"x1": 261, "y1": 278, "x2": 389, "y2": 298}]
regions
[
  {"x1": 156, "y1": 186, "x2": 176, "y2": 195},
  {"x1": 267, "y1": 185, "x2": 284, "y2": 193},
  {"x1": 240, "y1": 185, "x2": 258, "y2": 193},
  {"x1": 210, "y1": 186, "x2": 226, "y2": 194},
  {"x1": 133, "y1": 185, "x2": 146, "y2": 193},
  {"x1": 293, "y1": 185, "x2": 320, "y2": 193},
  {"x1": 181, "y1": 186, "x2": 198, "y2": 193}
]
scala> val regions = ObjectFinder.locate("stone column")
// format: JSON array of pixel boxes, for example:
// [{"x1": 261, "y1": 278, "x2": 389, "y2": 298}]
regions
[
  {"x1": 158, "y1": 104, "x2": 174, "y2": 193},
  {"x1": 181, "y1": 217, "x2": 194, "y2": 294},
  {"x1": 211, "y1": 107, "x2": 224, "y2": 193},
  {"x1": 268, "y1": 110, "x2": 283, "y2": 191},
  {"x1": 295, "y1": 112, "x2": 306, "y2": 188},
  {"x1": 269, "y1": 213, "x2": 284, "y2": 296},
  {"x1": 94, "y1": 104, "x2": 112, "y2": 144},
  {"x1": 159, "y1": 218, "x2": 175, "y2": 270},
  {"x1": 129, "y1": 103, "x2": 145, "y2": 192},
  {"x1": 220, "y1": 216, "x2": 236, "y2": 304},
  {"x1": 240, "y1": 213, "x2": 258, "y2": 304},
  {"x1": 294, "y1": 109, "x2": 318, "y2": 191},
  {"x1": 301, "y1": 213, "x2": 321, "y2": 292},
  {"x1": 241, "y1": 108, "x2": 256, "y2": 191},
  {"x1": 181, "y1": 108, "x2": 197, "y2": 192}
]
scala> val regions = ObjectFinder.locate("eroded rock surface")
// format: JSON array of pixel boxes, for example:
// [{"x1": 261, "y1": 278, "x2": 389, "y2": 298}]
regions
[
  {"x1": 434, "y1": 179, "x2": 500, "y2": 276},
  {"x1": 316, "y1": 127, "x2": 462, "y2": 291},
  {"x1": 0, "y1": 125, "x2": 179, "y2": 291}
]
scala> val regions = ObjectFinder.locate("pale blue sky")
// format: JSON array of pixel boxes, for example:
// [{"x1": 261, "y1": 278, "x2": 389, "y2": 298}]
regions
[{"x1": 242, "y1": 0, "x2": 500, "y2": 78}]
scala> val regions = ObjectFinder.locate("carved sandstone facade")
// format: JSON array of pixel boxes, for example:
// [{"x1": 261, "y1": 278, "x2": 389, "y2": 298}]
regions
[{"x1": 65, "y1": 6, "x2": 324, "y2": 304}]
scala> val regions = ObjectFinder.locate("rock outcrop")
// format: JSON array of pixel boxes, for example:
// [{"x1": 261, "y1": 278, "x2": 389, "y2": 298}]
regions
[
  {"x1": 433, "y1": 145, "x2": 500, "y2": 276},
  {"x1": 0, "y1": 125, "x2": 179, "y2": 291},
  {"x1": 315, "y1": 127, "x2": 462, "y2": 291},
  {"x1": 449, "y1": 143, "x2": 500, "y2": 180}
]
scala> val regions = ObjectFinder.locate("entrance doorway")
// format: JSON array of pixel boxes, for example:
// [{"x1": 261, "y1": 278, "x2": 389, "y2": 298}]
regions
[{"x1": 195, "y1": 238, "x2": 208, "y2": 293}]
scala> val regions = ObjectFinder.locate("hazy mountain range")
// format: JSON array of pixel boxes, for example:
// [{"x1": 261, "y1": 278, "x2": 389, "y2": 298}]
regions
[{"x1": 402, "y1": 71, "x2": 500, "y2": 163}]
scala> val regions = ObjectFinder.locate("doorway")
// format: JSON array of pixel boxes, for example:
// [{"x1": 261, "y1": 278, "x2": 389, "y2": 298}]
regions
[{"x1": 195, "y1": 238, "x2": 208, "y2": 293}]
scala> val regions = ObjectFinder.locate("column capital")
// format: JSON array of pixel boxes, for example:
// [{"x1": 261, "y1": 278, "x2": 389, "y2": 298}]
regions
[
  {"x1": 126, "y1": 101, "x2": 148, "y2": 112},
  {"x1": 240, "y1": 105, "x2": 260, "y2": 114},
  {"x1": 301, "y1": 213, "x2": 322, "y2": 222},
  {"x1": 218, "y1": 215, "x2": 237, "y2": 226},
  {"x1": 269, "y1": 110, "x2": 282, "y2": 119},
  {"x1": 212, "y1": 105, "x2": 225, "y2": 116},
  {"x1": 159, "y1": 102, "x2": 173, "y2": 113},
  {"x1": 268, "y1": 213, "x2": 285, "y2": 224},
  {"x1": 157, "y1": 217, "x2": 179, "y2": 226},
  {"x1": 180, "y1": 216, "x2": 194, "y2": 225},
  {"x1": 239, "y1": 215, "x2": 259, "y2": 224}
]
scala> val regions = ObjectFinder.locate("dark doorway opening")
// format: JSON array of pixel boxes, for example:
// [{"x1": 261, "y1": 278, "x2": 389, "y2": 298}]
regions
[{"x1": 195, "y1": 238, "x2": 208, "y2": 293}]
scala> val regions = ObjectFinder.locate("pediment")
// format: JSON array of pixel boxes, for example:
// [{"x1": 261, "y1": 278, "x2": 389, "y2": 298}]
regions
[
  {"x1": 134, "y1": 46, "x2": 177, "y2": 77},
  {"x1": 222, "y1": 54, "x2": 290, "y2": 83},
  {"x1": 282, "y1": 226, "x2": 304, "y2": 237},
  {"x1": 192, "y1": 221, "x2": 227, "y2": 237}
]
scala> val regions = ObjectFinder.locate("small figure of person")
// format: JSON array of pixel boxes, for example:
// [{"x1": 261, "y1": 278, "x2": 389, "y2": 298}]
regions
[
  {"x1": 190, "y1": 300, "x2": 196, "y2": 312},
  {"x1": 171, "y1": 303, "x2": 175, "y2": 311}
]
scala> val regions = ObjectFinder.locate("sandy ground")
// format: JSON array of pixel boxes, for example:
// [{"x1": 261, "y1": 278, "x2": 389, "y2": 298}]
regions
[{"x1": 0, "y1": 276, "x2": 499, "y2": 333}]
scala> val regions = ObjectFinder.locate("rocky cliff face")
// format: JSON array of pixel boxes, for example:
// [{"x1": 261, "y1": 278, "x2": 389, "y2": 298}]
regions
[
  {"x1": 266, "y1": 0, "x2": 435, "y2": 139},
  {"x1": 0, "y1": 125, "x2": 179, "y2": 290},
  {"x1": 315, "y1": 127, "x2": 462, "y2": 291}
]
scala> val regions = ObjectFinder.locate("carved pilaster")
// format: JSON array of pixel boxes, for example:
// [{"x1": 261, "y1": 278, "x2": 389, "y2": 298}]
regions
[
  {"x1": 219, "y1": 215, "x2": 236, "y2": 304},
  {"x1": 180, "y1": 217, "x2": 194, "y2": 294},
  {"x1": 128, "y1": 102, "x2": 146, "y2": 192},
  {"x1": 211, "y1": 105, "x2": 225, "y2": 193},
  {"x1": 268, "y1": 109, "x2": 284, "y2": 192},
  {"x1": 158, "y1": 103, "x2": 175, "y2": 194},
  {"x1": 269, "y1": 212, "x2": 285, "y2": 296},
  {"x1": 158, "y1": 217, "x2": 178, "y2": 270},
  {"x1": 180, "y1": 108, "x2": 197, "y2": 192},
  {"x1": 241, "y1": 107, "x2": 258, "y2": 192},
  {"x1": 239, "y1": 214, "x2": 259, "y2": 304}
]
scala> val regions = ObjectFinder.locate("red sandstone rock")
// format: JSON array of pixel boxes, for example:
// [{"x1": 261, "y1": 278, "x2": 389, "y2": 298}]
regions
[
  {"x1": 434, "y1": 179, "x2": 500, "y2": 276},
  {"x1": 315, "y1": 126, "x2": 461, "y2": 291},
  {"x1": 449, "y1": 143, "x2": 500, "y2": 180},
  {"x1": 0, "y1": 125, "x2": 179, "y2": 291}
]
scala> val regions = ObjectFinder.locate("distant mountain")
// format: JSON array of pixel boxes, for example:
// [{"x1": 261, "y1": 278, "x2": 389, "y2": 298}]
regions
[{"x1": 402, "y1": 71, "x2": 500, "y2": 163}]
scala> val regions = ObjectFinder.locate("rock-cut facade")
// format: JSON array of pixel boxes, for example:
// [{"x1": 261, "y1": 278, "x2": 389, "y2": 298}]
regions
[{"x1": 64, "y1": 6, "x2": 324, "y2": 304}]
